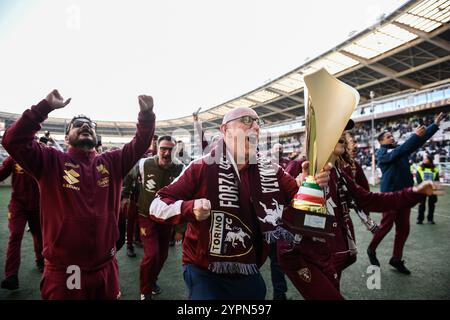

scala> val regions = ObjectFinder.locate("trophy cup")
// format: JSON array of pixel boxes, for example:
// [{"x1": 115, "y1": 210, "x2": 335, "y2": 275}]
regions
[{"x1": 282, "y1": 68, "x2": 360, "y2": 238}]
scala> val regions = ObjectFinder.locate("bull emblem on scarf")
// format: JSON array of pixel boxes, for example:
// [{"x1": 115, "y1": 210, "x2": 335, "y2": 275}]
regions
[
  {"x1": 258, "y1": 199, "x2": 284, "y2": 226},
  {"x1": 224, "y1": 227, "x2": 250, "y2": 248}
]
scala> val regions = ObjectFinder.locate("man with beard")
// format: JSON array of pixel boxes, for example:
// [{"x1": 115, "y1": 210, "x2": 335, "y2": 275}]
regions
[
  {"x1": 1, "y1": 89, "x2": 155, "y2": 299},
  {"x1": 128, "y1": 135, "x2": 184, "y2": 300},
  {"x1": 149, "y1": 107, "x2": 331, "y2": 300}
]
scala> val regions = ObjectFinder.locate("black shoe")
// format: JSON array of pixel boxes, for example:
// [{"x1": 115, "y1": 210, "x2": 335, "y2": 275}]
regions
[
  {"x1": 389, "y1": 257, "x2": 411, "y2": 275},
  {"x1": 152, "y1": 284, "x2": 162, "y2": 295},
  {"x1": 126, "y1": 246, "x2": 136, "y2": 257},
  {"x1": 36, "y1": 259, "x2": 44, "y2": 273},
  {"x1": 141, "y1": 293, "x2": 152, "y2": 300},
  {"x1": 428, "y1": 221, "x2": 435, "y2": 225},
  {"x1": 367, "y1": 249, "x2": 380, "y2": 266},
  {"x1": 273, "y1": 293, "x2": 287, "y2": 300},
  {"x1": 1, "y1": 275, "x2": 19, "y2": 290},
  {"x1": 417, "y1": 221, "x2": 423, "y2": 225}
]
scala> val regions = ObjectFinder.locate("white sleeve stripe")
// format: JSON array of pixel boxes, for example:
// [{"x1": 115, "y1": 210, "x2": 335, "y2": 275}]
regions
[
  {"x1": 139, "y1": 158, "x2": 146, "y2": 188},
  {"x1": 150, "y1": 198, "x2": 183, "y2": 220}
]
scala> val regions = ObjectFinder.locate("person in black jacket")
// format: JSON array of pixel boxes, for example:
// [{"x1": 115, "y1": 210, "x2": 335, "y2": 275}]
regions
[{"x1": 415, "y1": 153, "x2": 440, "y2": 224}]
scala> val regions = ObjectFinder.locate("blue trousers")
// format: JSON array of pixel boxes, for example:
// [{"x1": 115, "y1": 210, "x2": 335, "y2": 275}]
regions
[
  {"x1": 183, "y1": 264, "x2": 266, "y2": 300},
  {"x1": 269, "y1": 242, "x2": 287, "y2": 298}
]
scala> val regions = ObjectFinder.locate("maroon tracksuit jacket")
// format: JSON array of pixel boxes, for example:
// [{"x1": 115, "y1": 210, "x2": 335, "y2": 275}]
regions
[
  {"x1": 0, "y1": 156, "x2": 42, "y2": 278},
  {"x1": 285, "y1": 157, "x2": 305, "y2": 178},
  {"x1": 0, "y1": 156, "x2": 39, "y2": 212},
  {"x1": 149, "y1": 157, "x2": 299, "y2": 270},
  {"x1": 2, "y1": 100, "x2": 155, "y2": 280},
  {"x1": 342, "y1": 161, "x2": 370, "y2": 192}
]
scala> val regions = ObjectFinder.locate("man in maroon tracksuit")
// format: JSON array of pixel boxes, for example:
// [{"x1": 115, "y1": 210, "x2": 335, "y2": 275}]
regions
[
  {"x1": 1, "y1": 90, "x2": 155, "y2": 299},
  {"x1": 120, "y1": 135, "x2": 158, "y2": 258},
  {"x1": 0, "y1": 156, "x2": 43, "y2": 290},
  {"x1": 132, "y1": 136, "x2": 184, "y2": 300},
  {"x1": 149, "y1": 107, "x2": 331, "y2": 300}
]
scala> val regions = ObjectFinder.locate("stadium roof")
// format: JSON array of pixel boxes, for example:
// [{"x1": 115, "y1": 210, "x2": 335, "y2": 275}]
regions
[{"x1": 1, "y1": 0, "x2": 449, "y2": 137}]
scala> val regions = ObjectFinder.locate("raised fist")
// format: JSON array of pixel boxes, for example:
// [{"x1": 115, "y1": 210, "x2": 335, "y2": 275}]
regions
[
  {"x1": 45, "y1": 90, "x2": 71, "y2": 110},
  {"x1": 138, "y1": 95, "x2": 154, "y2": 112},
  {"x1": 193, "y1": 198, "x2": 211, "y2": 221}
]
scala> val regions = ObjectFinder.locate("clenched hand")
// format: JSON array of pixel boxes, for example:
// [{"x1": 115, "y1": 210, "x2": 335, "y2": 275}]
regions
[
  {"x1": 297, "y1": 161, "x2": 332, "y2": 188},
  {"x1": 193, "y1": 198, "x2": 211, "y2": 221},
  {"x1": 138, "y1": 95, "x2": 154, "y2": 112},
  {"x1": 45, "y1": 90, "x2": 71, "y2": 110}
]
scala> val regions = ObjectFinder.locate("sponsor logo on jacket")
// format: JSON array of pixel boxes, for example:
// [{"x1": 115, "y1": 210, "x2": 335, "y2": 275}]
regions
[
  {"x1": 14, "y1": 164, "x2": 24, "y2": 174},
  {"x1": 63, "y1": 168, "x2": 80, "y2": 191},
  {"x1": 96, "y1": 164, "x2": 110, "y2": 187}
]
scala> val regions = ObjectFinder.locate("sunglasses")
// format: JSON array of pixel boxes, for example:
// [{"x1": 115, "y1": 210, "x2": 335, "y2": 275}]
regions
[
  {"x1": 71, "y1": 119, "x2": 97, "y2": 130},
  {"x1": 237, "y1": 116, "x2": 264, "y2": 126}
]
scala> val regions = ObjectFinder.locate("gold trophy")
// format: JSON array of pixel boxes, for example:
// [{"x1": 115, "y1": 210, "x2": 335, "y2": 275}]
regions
[{"x1": 283, "y1": 68, "x2": 359, "y2": 238}]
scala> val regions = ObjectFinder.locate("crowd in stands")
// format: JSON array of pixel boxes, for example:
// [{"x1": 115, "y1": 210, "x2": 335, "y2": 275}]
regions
[{"x1": 271, "y1": 110, "x2": 450, "y2": 169}]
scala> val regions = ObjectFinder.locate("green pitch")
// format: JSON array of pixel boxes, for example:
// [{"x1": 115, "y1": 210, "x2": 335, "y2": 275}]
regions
[{"x1": 0, "y1": 185, "x2": 449, "y2": 300}]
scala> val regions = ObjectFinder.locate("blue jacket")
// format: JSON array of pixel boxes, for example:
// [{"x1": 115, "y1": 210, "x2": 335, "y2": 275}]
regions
[{"x1": 377, "y1": 124, "x2": 439, "y2": 192}]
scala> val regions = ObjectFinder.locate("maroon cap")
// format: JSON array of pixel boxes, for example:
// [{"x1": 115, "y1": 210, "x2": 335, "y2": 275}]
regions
[{"x1": 222, "y1": 107, "x2": 259, "y2": 124}]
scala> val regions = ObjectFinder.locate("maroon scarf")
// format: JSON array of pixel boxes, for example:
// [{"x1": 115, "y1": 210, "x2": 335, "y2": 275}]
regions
[{"x1": 205, "y1": 140, "x2": 292, "y2": 275}]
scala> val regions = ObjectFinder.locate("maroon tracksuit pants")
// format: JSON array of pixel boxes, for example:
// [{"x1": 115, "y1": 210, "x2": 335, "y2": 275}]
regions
[
  {"x1": 277, "y1": 238, "x2": 344, "y2": 300},
  {"x1": 40, "y1": 259, "x2": 120, "y2": 300},
  {"x1": 368, "y1": 208, "x2": 411, "y2": 259},
  {"x1": 138, "y1": 215, "x2": 172, "y2": 295},
  {"x1": 125, "y1": 200, "x2": 139, "y2": 247},
  {"x1": 5, "y1": 209, "x2": 43, "y2": 278}
]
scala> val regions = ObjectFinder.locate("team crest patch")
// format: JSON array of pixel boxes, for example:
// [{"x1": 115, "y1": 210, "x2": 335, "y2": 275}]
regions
[
  {"x1": 298, "y1": 267, "x2": 312, "y2": 283},
  {"x1": 96, "y1": 164, "x2": 109, "y2": 175},
  {"x1": 209, "y1": 210, "x2": 253, "y2": 257},
  {"x1": 14, "y1": 164, "x2": 24, "y2": 174},
  {"x1": 140, "y1": 227, "x2": 147, "y2": 237}
]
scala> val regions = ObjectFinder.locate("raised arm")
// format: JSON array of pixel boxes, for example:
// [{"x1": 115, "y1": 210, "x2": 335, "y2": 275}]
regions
[
  {"x1": 343, "y1": 170, "x2": 426, "y2": 212},
  {"x1": 376, "y1": 133, "x2": 422, "y2": 165},
  {"x1": 194, "y1": 119, "x2": 209, "y2": 153},
  {"x1": 378, "y1": 120, "x2": 441, "y2": 165},
  {"x1": 114, "y1": 95, "x2": 156, "y2": 177},
  {"x1": 1, "y1": 90, "x2": 70, "y2": 180}
]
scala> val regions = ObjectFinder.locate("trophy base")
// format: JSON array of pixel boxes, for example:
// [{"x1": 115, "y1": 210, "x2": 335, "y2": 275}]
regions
[{"x1": 282, "y1": 206, "x2": 336, "y2": 238}]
